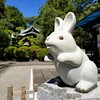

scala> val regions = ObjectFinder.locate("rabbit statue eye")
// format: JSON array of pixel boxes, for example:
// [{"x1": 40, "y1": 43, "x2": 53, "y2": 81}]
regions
[{"x1": 59, "y1": 36, "x2": 64, "y2": 40}]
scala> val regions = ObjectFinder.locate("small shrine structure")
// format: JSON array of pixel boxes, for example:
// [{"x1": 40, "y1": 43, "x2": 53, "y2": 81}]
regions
[
  {"x1": 11, "y1": 26, "x2": 39, "y2": 45},
  {"x1": 18, "y1": 26, "x2": 39, "y2": 37}
]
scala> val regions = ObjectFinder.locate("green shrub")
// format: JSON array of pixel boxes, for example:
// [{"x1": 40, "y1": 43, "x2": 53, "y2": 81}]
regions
[
  {"x1": 19, "y1": 46, "x2": 30, "y2": 57},
  {"x1": 4, "y1": 46, "x2": 17, "y2": 60},
  {"x1": 36, "y1": 48, "x2": 49, "y2": 61},
  {"x1": 14, "y1": 46, "x2": 30, "y2": 61},
  {"x1": 29, "y1": 46, "x2": 40, "y2": 60},
  {"x1": 35, "y1": 34, "x2": 44, "y2": 47},
  {"x1": 0, "y1": 30, "x2": 11, "y2": 48},
  {"x1": 18, "y1": 36, "x2": 36, "y2": 46}
]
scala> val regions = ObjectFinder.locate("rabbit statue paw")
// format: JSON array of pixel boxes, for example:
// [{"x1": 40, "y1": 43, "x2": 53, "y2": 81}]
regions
[
  {"x1": 76, "y1": 80, "x2": 97, "y2": 93},
  {"x1": 45, "y1": 12, "x2": 98, "y2": 93}
]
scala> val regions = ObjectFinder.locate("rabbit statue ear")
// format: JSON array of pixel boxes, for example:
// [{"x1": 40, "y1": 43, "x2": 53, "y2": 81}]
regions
[
  {"x1": 63, "y1": 12, "x2": 76, "y2": 32},
  {"x1": 54, "y1": 17, "x2": 63, "y2": 31}
]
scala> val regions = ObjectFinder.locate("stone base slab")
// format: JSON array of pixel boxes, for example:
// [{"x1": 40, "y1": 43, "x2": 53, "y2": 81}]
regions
[{"x1": 36, "y1": 80, "x2": 100, "y2": 100}]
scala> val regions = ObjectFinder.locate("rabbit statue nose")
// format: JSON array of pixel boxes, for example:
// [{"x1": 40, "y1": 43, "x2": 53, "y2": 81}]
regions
[{"x1": 46, "y1": 36, "x2": 50, "y2": 41}]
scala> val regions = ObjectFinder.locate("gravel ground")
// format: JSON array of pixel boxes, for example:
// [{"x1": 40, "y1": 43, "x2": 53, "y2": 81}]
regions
[{"x1": 0, "y1": 60, "x2": 54, "y2": 74}]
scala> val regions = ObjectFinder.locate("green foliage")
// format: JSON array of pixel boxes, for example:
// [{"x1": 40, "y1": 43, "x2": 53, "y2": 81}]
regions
[
  {"x1": 77, "y1": 2, "x2": 100, "y2": 21},
  {"x1": 4, "y1": 6, "x2": 26, "y2": 32},
  {"x1": 4, "y1": 46, "x2": 17, "y2": 60},
  {"x1": 0, "y1": 4, "x2": 26, "y2": 52},
  {"x1": 18, "y1": 38, "x2": 25, "y2": 46},
  {"x1": 13, "y1": 46, "x2": 48, "y2": 61},
  {"x1": 14, "y1": 46, "x2": 30, "y2": 61},
  {"x1": 2, "y1": 45, "x2": 48, "y2": 61},
  {"x1": 18, "y1": 35, "x2": 44, "y2": 47},
  {"x1": 37, "y1": 5, "x2": 66, "y2": 37},
  {"x1": 36, "y1": 0, "x2": 76, "y2": 38},
  {"x1": 18, "y1": 36, "x2": 36, "y2": 46},
  {"x1": 0, "y1": 0, "x2": 5, "y2": 18},
  {"x1": 16, "y1": 26, "x2": 24, "y2": 33},
  {"x1": 73, "y1": 27, "x2": 89, "y2": 48},
  {"x1": 24, "y1": 16, "x2": 37, "y2": 25},
  {"x1": 36, "y1": 48, "x2": 49, "y2": 61},
  {"x1": 29, "y1": 46, "x2": 40, "y2": 60},
  {"x1": 0, "y1": 30, "x2": 11, "y2": 48},
  {"x1": 35, "y1": 34, "x2": 44, "y2": 47}
]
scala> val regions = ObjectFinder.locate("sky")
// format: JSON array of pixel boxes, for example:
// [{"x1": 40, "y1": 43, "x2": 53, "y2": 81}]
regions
[{"x1": 5, "y1": 0, "x2": 47, "y2": 17}]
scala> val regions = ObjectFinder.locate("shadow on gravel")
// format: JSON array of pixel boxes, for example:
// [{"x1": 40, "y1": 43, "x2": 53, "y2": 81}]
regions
[
  {"x1": 0, "y1": 61, "x2": 13, "y2": 74},
  {"x1": 0, "y1": 62, "x2": 13, "y2": 69}
]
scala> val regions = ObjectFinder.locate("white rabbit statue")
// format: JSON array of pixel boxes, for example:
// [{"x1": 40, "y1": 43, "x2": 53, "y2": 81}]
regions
[{"x1": 45, "y1": 12, "x2": 98, "y2": 93}]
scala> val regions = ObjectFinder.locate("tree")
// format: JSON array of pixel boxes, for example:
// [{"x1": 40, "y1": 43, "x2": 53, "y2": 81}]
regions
[
  {"x1": 36, "y1": 0, "x2": 75, "y2": 38},
  {"x1": 72, "y1": 1, "x2": 100, "y2": 48},
  {"x1": 35, "y1": 34, "x2": 44, "y2": 47},
  {"x1": 0, "y1": 4, "x2": 26, "y2": 49},
  {"x1": 0, "y1": 30, "x2": 11, "y2": 48},
  {"x1": 24, "y1": 16, "x2": 37, "y2": 25},
  {"x1": 73, "y1": 27, "x2": 89, "y2": 48},
  {"x1": 4, "y1": 6, "x2": 26, "y2": 32},
  {"x1": 0, "y1": 17, "x2": 11, "y2": 49},
  {"x1": 82, "y1": 2, "x2": 100, "y2": 17},
  {"x1": 0, "y1": 0, "x2": 6, "y2": 18}
]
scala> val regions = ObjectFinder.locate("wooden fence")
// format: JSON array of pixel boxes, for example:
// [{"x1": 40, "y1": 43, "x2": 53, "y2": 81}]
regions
[{"x1": 7, "y1": 86, "x2": 28, "y2": 100}]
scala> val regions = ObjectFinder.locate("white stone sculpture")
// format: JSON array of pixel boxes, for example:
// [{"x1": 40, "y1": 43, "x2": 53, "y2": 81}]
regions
[{"x1": 45, "y1": 12, "x2": 98, "y2": 93}]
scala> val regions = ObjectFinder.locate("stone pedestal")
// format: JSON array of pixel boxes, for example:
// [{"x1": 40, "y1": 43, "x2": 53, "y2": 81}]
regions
[{"x1": 36, "y1": 80, "x2": 100, "y2": 100}]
